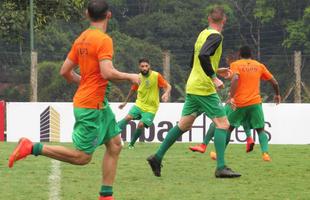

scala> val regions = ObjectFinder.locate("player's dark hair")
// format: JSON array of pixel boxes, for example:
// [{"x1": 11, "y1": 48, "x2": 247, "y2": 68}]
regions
[
  {"x1": 209, "y1": 6, "x2": 225, "y2": 23},
  {"x1": 239, "y1": 46, "x2": 252, "y2": 59},
  {"x1": 139, "y1": 58, "x2": 150, "y2": 64},
  {"x1": 87, "y1": 0, "x2": 109, "y2": 22}
]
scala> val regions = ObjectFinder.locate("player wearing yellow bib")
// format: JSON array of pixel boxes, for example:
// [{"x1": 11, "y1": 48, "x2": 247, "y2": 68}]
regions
[
  {"x1": 118, "y1": 58, "x2": 171, "y2": 148},
  {"x1": 147, "y1": 7, "x2": 241, "y2": 178}
]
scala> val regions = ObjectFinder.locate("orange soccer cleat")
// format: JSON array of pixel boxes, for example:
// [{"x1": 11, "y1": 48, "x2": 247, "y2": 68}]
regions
[
  {"x1": 210, "y1": 151, "x2": 217, "y2": 160},
  {"x1": 8, "y1": 137, "x2": 33, "y2": 168},
  {"x1": 246, "y1": 137, "x2": 255, "y2": 153},
  {"x1": 189, "y1": 144, "x2": 207, "y2": 153},
  {"x1": 99, "y1": 196, "x2": 114, "y2": 200},
  {"x1": 262, "y1": 153, "x2": 271, "y2": 162}
]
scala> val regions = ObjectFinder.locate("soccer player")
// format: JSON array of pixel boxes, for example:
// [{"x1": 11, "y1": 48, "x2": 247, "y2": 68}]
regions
[
  {"x1": 8, "y1": 1, "x2": 139, "y2": 200},
  {"x1": 147, "y1": 6, "x2": 241, "y2": 178},
  {"x1": 189, "y1": 53, "x2": 255, "y2": 155},
  {"x1": 118, "y1": 58, "x2": 171, "y2": 149},
  {"x1": 228, "y1": 46, "x2": 281, "y2": 161}
]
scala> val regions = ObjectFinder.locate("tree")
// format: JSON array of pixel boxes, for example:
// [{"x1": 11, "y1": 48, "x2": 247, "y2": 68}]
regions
[
  {"x1": 0, "y1": 0, "x2": 86, "y2": 53},
  {"x1": 37, "y1": 61, "x2": 77, "y2": 102}
]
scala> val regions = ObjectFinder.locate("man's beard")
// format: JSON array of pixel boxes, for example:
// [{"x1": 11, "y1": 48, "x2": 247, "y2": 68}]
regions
[{"x1": 141, "y1": 70, "x2": 149, "y2": 76}]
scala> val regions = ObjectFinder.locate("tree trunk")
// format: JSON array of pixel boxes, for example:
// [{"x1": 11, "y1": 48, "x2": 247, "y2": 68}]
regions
[
  {"x1": 30, "y1": 51, "x2": 38, "y2": 102},
  {"x1": 294, "y1": 51, "x2": 302, "y2": 103},
  {"x1": 257, "y1": 26, "x2": 261, "y2": 60},
  {"x1": 162, "y1": 50, "x2": 171, "y2": 102}
]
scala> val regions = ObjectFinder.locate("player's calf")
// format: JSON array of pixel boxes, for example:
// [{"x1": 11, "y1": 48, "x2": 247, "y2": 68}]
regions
[{"x1": 71, "y1": 153, "x2": 92, "y2": 165}]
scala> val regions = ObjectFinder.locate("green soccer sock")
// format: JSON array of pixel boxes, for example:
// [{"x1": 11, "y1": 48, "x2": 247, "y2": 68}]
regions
[
  {"x1": 245, "y1": 129, "x2": 252, "y2": 138},
  {"x1": 225, "y1": 131, "x2": 232, "y2": 147},
  {"x1": 155, "y1": 125, "x2": 185, "y2": 162},
  {"x1": 32, "y1": 143, "x2": 43, "y2": 156},
  {"x1": 117, "y1": 118, "x2": 128, "y2": 130},
  {"x1": 130, "y1": 128, "x2": 143, "y2": 146},
  {"x1": 99, "y1": 185, "x2": 113, "y2": 197},
  {"x1": 203, "y1": 123, "x2": 215, "y2": 145},
  {"x1": 214, "y1": 128, "x2": 228, "y2": 170},
  {"x1": 258, "y1": 131, "x2": 269, "y2": 153}
]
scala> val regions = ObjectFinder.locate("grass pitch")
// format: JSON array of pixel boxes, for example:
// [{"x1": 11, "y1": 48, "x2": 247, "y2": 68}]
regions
[{"x1": 1, "y1": 142, "x2": 310, "y2": 200}]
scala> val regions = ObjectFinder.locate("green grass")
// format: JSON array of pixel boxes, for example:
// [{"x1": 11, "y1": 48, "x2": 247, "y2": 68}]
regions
[{"x1": 1, "y1": 142, "x2": 310, "y2": 200}]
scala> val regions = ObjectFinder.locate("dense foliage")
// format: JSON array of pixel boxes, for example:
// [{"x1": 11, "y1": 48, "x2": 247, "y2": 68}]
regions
[{"x1": 0, "y1": 0, "x2": 309, "y2": 102}]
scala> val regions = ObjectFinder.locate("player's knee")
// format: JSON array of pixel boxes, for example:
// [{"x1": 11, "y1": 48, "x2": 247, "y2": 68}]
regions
[
  {"x1": 213, "y1": 117, "x2": 230, "y2": 130},
  {"x1": 178, "y1": 123, "x2": 191, "y2": 131},
  {"x1": 125, "y1": 115, "x2": 133, "y2": 121},
  {"x1": 178, "y1": 121, "x2": 192, "y2": 131},
  {"x1": 108, "y1": 137, "x2": 123, "y2": 156},
  {"x1": 137, "y1": 122, "x2": 145, "y2": 129},
  {"x1": 109, "y1": 144, "x2": 122, "y2": 156},
  {"x1": 178, "y1": 116, "x2": 195, "y2": 131},
  {"x1": 215, "y1": 121, "x2": 230, "y2": 130}
]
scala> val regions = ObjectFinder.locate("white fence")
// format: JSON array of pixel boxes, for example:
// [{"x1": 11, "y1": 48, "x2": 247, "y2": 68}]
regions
[{"x1": 6, "y1": 102, "x2": 310, "y2": 144}]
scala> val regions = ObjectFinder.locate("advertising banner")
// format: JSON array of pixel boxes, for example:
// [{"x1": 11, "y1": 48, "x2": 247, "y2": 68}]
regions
[{"x1": 6, "y1": 102, "x2": 310, "y2": 144}]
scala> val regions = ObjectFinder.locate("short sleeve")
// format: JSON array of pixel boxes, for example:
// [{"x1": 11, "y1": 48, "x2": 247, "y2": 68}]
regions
[
  {"x1": 97, "y1": 37, "x2": 114, "y2": 61},
  {"x1": 158, "y1": 73, "x2": 168, "y2": 88},
  {"x1": 230, "y1": 62, "x2": 240, "y2": 74},
  {"x1": 261, "y1": 64, "x2": 273, "y2": 80},
  {"x1": 131, "y1": 84, "x2": 138, "y2": 91},
  {"x1": 67, "y1": 43, "x2": 78, "y2": 64}
]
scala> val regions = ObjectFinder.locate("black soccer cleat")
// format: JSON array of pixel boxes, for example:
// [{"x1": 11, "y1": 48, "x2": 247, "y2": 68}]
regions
[
  {"x1": 215, "y1": 166, "x2": 241, "y2": 178},
  {"x1": 147, "y1": 155, "x2": 162, "y2": 177}
]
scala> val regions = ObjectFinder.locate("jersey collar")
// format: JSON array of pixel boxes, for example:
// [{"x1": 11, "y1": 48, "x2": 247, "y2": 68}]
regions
[{"x1": 89, "y1": 26, "x2": 104, "y2": 33}]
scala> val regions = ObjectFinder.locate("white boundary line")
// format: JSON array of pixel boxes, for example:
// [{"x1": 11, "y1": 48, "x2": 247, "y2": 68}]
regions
[{"x1": 48, "y1": 160, "x2": 61, "y2": 200}]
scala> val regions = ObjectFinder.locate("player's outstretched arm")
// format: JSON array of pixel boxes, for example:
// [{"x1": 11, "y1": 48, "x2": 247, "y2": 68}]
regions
[
  {"x1": 60, "y1": 58, "x2": 80, "y2": 84},
  {"x1": 161, "y1": 83, "x2": 171, "y2": 102},
  {"x1": 99, "y1": 60, "x2": 139, "y2": 84},
  {"x1": 268, "y1": 77, "x2": 281, "y2": 104},
  {"x1": 217, "y1": 68, "x2": 233, "y2": 80},
  {"x1": 119, "y1": 89, "x2": 136, "y2": 109},
  {"x1": 158, "y1": 74, "x2": 171, "y2": 102}
]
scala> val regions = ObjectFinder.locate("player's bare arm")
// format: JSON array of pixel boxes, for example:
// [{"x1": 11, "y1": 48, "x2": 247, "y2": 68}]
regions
[
  {"x1": 119, "y1": 89, "x2": 136, "y2": 109},
  {"x1": 60, "y1": 58, "x2": 81, "y2": 84},
  {"x1": 268, "y1": 77, "x2": 281, "y2": 104},
  {"x1": 217, "y1": 68, "x2": 233, "y2": 80},
  {"x1": 99, "y1": 60, "x2": 139, "y2": 84},
  {"x1": 228, "y1": 73, "x2": 239, "y2": 109},
  {"x1": 161, "y1": 83, "x2": 171, "y2": 102}
]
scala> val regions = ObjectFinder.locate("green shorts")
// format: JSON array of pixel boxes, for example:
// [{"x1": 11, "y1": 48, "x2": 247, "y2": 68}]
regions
[
  {"x1": 224, "y1": 104, "x2": 234, "y2": 116},
  {"x1": 228, "y1": 104, "x2": 265, "y2": 129},
  {"x1": 72, "y1": 105, "x2": 121, "y2": 154},
  {"x1": 128, "y1": 105, "x2": 155, "y2": 127},
  {"x1": 182, "y1": 93, "x2": 226, "y2": 119}
]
